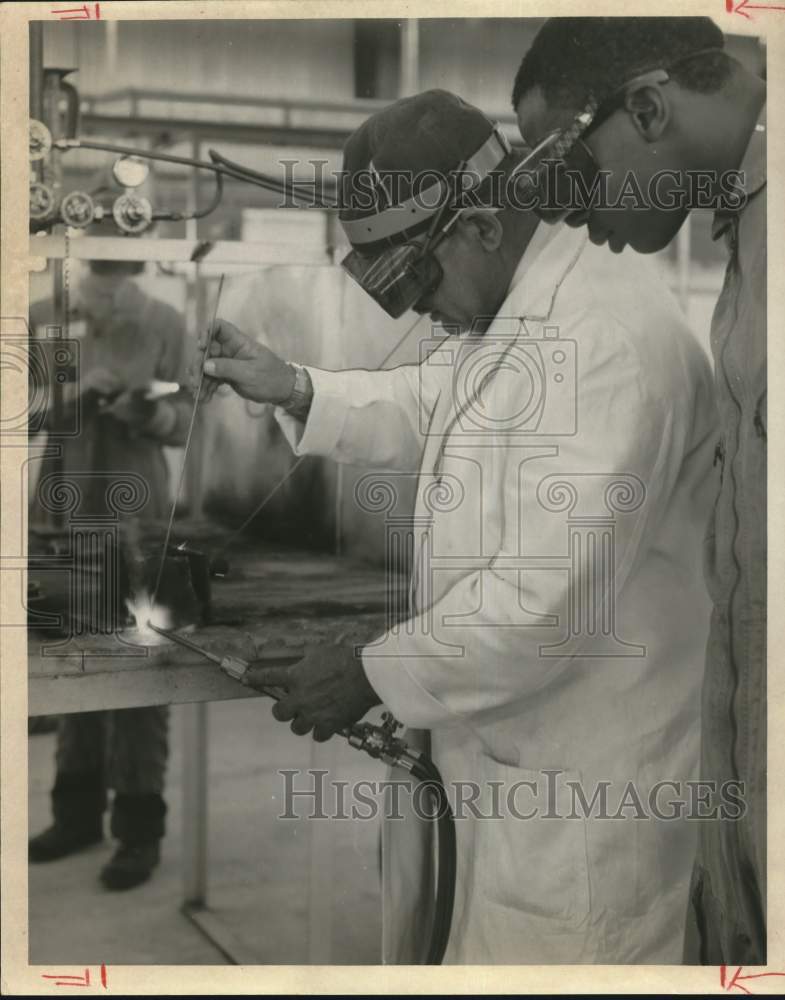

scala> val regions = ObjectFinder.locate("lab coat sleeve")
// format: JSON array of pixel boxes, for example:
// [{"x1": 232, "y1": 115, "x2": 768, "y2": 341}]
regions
[
  {"x1": 361, "y1": 313, "x2": 692, "y2": 728},
  {"x1": 275, "y1": 359, "x2": 446, "y2": 472}
]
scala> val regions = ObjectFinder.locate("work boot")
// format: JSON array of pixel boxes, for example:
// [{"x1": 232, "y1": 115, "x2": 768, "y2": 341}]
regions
[
  {"x1": 100, "y1": 841, "x2": 160, "y2": 890},
  {"x1": 100, "y1": 792, "x2": 166, "y2": 889},
  {"x1": 29, "y1": 822, "x2": 103, "y2": 862},
  {"x1": 110, "y1": 792, "x2": 167, "y2": 844},
  {"x1": 29, "y1": 771, "x2": 106, "y2": 862}
]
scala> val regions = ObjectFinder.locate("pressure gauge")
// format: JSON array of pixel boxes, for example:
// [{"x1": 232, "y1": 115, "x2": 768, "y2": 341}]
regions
[
  {"x1": 112, "y1": 156, "x2": 150, "y2": 189},
  {"x1": 29, "y1": 120, "x2": 53, "y2": 161},
  {"x1": 30, "y1": 182, "x2": 56, "y2": 221},
  {"x1": 60, "y1": 190, "x2": 95, "y2": 228},
  {"x1": 112, "y1": 193, "x2": 153, "y2": 234}
]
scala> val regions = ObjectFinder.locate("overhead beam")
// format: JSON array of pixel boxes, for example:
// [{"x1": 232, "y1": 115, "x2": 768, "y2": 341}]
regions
[
  {"x1": 81, "y1": 112, "x2": 353, "y2": 151},
  {"x1": 78, "y1": 111, "x2": 522, "y2": 153},
  {"x1": 29, "y1": 234, "x2": 333, "y2": 267}
]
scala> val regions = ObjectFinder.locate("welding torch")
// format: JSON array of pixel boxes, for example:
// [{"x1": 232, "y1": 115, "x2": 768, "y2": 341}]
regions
[
  {"x1": 146, "y1": 620, "x2": 457, "y2": 964},
  {"x1": 147, "y1": 621, "x2": 421, "y2": 770}
]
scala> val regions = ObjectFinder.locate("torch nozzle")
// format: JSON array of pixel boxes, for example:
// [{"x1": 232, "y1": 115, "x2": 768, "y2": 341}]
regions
[{"x1": 146, "y1": 620, "x2": 224, "y2": 666}]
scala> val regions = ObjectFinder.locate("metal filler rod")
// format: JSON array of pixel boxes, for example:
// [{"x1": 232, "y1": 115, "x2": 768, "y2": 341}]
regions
[{"x1": 150, "y1": 273, "x2": 225, "y2": 606}]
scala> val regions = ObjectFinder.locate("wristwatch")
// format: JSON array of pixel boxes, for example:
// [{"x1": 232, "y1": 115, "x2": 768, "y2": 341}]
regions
[{"x1": 281, "y1": 362, "x2": 313, "y2": 420}]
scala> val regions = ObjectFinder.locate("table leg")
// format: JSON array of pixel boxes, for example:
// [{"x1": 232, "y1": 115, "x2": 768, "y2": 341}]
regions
[
  {"x1": 182, "y1": 701, "x2": 209, "y2": 907},
  {"x1": 306, "y1": 736, "x2": 337, "y2": 963},
  {"x1": 180, "y1": 701, "x2": 262, "y2": 964}
]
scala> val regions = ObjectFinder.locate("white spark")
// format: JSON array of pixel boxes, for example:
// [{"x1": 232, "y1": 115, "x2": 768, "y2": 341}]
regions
[{"x1": 123, "y1": 591, "x2": 171, "y2": 645}]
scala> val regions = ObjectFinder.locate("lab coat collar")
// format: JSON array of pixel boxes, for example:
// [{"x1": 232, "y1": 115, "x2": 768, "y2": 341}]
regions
[
  {"x1": 502, "y1": 220, "x2": 588, "y2": 322},
  {"x1": 713, "y1": 102, "x2": 766, "y2": 241}
]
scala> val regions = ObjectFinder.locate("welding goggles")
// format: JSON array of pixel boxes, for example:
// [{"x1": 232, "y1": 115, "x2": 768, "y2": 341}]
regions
[
  {"x1": 339, "y1": 125, "x2": 512, "y2": 318},
  {"x1": 512, "y1": 98, "x2": 607, "y2": 225},
  {"x1": 340, "y1": 213, "x2": 461, "y2": 319}
]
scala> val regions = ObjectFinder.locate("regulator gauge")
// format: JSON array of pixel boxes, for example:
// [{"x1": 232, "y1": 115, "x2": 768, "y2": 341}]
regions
[
  {"x1": 112, "y1": 155, "x2": 150, "y2": 189},
  {"x1": 60, "y1": 190, "x2": 95, "y2": 228},
  {"x1": 112, "y1": 193, "x2": 153, "y2": 234},
  {"x1": 29, "y1": 120, "x2": 53, "y2": 161},
  {"x1": 30, "y1": 182, "x2": 57, "y2": 221}
]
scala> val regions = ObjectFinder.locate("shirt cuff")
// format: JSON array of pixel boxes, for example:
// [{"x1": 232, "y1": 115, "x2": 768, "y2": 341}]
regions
[
  {"x1": 274, "y1": 366, "x2": 350, "y2": 457},
  {"x1": 361, "y1": 634, "x2": 454, "y2": 729}
]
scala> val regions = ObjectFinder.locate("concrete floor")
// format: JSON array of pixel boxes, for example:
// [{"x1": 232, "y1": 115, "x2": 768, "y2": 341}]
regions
[{"x1": 28, "y1": 698, "x2": 383, "y2": 965}]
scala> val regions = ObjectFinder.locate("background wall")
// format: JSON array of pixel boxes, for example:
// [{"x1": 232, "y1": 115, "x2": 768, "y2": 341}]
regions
[
  {"x1": 42, "y1": 20, "x2": 357, "y2": 101},
  {"x1": 31, "y1": 18, "x2": 767, "y2": 566}
]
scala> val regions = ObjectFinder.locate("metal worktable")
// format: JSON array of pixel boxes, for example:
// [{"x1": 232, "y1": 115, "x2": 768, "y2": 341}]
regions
[{"x1": 27, "y1": 532, "x2": 403, "y2": 964}]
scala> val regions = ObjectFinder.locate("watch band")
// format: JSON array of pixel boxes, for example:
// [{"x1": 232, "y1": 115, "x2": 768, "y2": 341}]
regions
[{"x1": 282, "y1": 362, "x2": 313, "y2": 420}]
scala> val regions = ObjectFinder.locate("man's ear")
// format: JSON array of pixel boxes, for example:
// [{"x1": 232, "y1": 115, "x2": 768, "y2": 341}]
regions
[
  {"x1": 458, "y1": 209, "x2": 504, "y2": 251},
  {"x1": 623, "y1": 84, "x2": 670, "y2": 142}
]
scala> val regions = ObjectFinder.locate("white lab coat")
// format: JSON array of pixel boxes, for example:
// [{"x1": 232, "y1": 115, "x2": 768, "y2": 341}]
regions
[{"x1": 277, "y1": 222, "x2": 717, "y2": 964}]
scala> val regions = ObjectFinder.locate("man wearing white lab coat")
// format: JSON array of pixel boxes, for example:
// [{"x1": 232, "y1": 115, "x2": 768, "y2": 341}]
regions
[{"x1": 198, "y1": 91, "x2": 717, "y2": 964}]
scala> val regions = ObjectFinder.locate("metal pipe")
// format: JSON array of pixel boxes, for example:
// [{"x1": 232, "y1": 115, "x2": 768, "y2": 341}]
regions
[
  {"x1": 29, "y1": 23, "x2": 44, "y2": 120},
  {"x1": 29, "y1": 23, "x2": 44, "y2": 183},
  {"x1": 400, "y1": 20, "x2": 420, "y2": 97}
]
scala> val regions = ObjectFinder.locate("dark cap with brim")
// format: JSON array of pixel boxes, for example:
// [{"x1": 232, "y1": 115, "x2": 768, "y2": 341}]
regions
[{"x1": 339, "y1": 89, "x2": 511, "y2": 253}]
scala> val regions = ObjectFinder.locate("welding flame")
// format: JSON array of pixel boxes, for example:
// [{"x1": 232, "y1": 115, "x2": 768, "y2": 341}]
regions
[{"x1": 124, "y1": 591, "x2": 171, "y2": 645}]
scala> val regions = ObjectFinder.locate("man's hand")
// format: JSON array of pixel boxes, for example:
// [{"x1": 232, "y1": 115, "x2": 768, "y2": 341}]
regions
[
  {"x1": 191, "y1": 319, "x2": 295, "y2": 405},
  {"x1": 104, "y1": 387, "x2": 158, "y2": 429},
  {"x1": 81, "y1": 367, "x2": 124, "y2": 399},
  {"x1": 243, "y1": 644, "x2": 382, "y2": 742}
]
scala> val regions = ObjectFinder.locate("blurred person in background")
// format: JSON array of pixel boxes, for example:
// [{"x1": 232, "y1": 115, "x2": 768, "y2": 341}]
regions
[
  {"x1": 513, "y1": 17, "x2": 767, "y2": 963},
  {"x1": 28, "y1": 259, "x2": 194, "y2": 890}
]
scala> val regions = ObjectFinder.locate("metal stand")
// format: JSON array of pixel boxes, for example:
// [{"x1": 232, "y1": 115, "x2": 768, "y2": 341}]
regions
[
  {"x1": 180, "y1": 700, "x2": 264, "y2": 965},
  {"x1": 182, "y1": 702, "x2": 209, "y2": 907},
  {"x1": 306, "y1": 738, "x2": 338, "y2": 964},
  {"x1": 178, "y1": 700, "x2": 338, "y2": 965}
]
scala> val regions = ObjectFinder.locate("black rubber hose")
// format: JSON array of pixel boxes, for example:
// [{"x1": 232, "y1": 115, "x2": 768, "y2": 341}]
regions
[
  {"x1": 206, "y1": 153, "x2": 336, "y2": 209},
  {"x1": 410, "y1": 756, "x2": 457, "y2": 965},
  {"x1": 151, "y1": 170, "x2": 224, "y2": 222},
  {"x1": 57, "y1": 139, "x2": 333, "y2": 205}
]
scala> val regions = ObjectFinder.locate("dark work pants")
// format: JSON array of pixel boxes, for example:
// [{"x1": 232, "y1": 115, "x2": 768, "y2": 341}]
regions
[
  {"x1": 683, "y1": 864, "x2": 766, "y2": 965},
  {"x1": 53, "y1": 707, "x2": 169, "y2": 843}
]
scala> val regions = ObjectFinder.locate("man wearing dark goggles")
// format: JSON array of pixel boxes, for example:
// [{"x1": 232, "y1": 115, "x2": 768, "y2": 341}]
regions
[
  {"x1": 513, "y1": 21, "x2": 762, "y2": 254},
  {"x1": 338, "y1": 95, "x2": 522, "y2": 323},
  {"x1": 513, "y1": 16, "x2": 767, "y2": 968}
]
